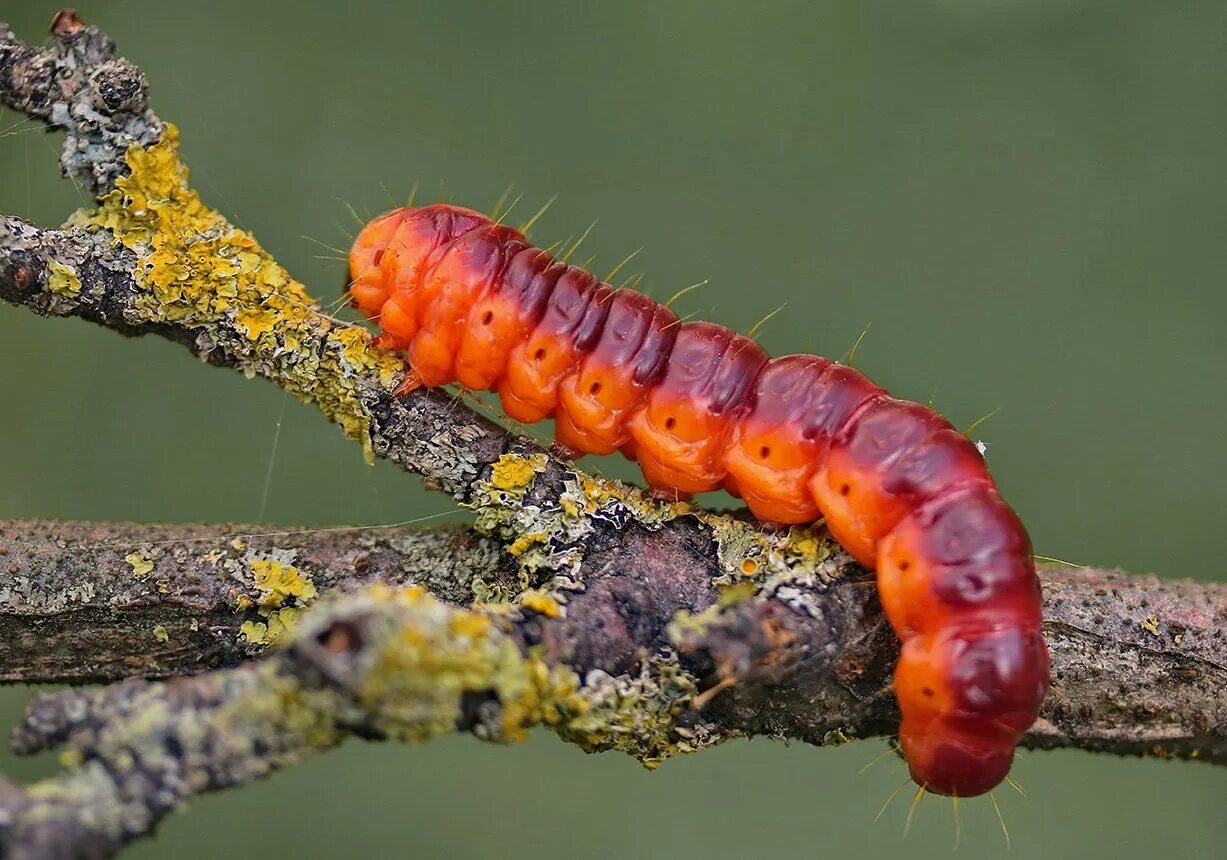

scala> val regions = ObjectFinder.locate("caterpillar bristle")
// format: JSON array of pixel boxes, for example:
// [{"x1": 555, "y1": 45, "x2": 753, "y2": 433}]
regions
[
  {"x1": 875, "y1": 778, "x2": 912, "y2": 823},
  {"x1": 519, "y1": 194, "x2": 557, "y2": 236},
  {"x1": 605, "y1": 248, "x2": 642, "y2": 282},
  {"x1": 843, "y1": 320, "x2": 873, "y2": 366}
]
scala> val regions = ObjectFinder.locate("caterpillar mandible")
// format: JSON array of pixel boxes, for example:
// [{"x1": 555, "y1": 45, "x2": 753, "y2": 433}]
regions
[{"x1": 347, "y1": 203, "x2": 1050, "y2": 798}]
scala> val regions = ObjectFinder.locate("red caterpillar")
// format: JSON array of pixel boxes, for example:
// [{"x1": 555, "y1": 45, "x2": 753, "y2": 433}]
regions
[{"x1": 348, "y1": 204, "x2": 1049, "y2": 798}]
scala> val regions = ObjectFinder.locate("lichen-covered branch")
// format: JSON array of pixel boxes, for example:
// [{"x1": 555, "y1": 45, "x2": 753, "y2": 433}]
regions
[
  {"x1": 3, "y1": 518, "x2": 1225, "y2": 765},
  {"x1": 0, "y1": 10, "x2": 162, "y2": 194},
  {"x1": 0, "y1": 11, "x2": 1225, "y2": 859},
  {"x1": 0, "y1": 565, "x2": 1224, "y2": 860},
  {"x1": 0, "y1": 519, "x2": 512, "y2": 682},
  {"x1": 0, "y1": 587, "x2": 585, "y2": 860}
]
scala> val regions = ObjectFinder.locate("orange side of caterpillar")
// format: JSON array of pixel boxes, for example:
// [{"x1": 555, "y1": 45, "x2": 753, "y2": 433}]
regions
[{"x1": 347, "y1": 203, "x2": 1049, "y2": 798}]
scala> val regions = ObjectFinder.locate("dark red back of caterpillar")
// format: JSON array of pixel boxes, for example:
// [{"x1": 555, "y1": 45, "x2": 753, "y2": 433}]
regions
[{"x1": 349, "y1": 203, "x2": 1049, "y2": 797}]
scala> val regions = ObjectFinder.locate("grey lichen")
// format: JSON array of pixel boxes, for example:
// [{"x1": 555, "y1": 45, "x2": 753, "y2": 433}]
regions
[
  {"x1": 0, "y1": 11, "x2": 164, "y2": 194},
  {"x1": 561, "y1": 650, "x2": 722, "y2": 767}
]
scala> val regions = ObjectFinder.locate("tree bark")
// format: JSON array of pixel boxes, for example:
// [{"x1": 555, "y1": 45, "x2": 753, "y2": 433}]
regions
[{"x1": 0, "y1": 519, "x2": 509, "y2": 682}]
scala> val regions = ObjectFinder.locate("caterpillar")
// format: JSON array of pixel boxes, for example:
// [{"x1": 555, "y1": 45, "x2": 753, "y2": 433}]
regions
[{"x1": 347, "y1": 203, "x2": 1049, "y2": 798}]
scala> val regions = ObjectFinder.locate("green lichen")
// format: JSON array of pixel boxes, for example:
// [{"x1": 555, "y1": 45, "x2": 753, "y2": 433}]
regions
[
  {"x1": 666, "y1": 603, "x2": 728, "y2": 646},
  {"x1": 717, "y1": 579, "x2": 758, "y2": 608},
  {"x1": 466, "y1": 439, "x2": 847, "y2": 635},
  {"x1": 705, "y1": 517, "x2": 834, "y2": 589},
  {"x1": 469, "y1": 575, "x2": 518, "y2": 605},
  {"x1": 40, "y1": 127, "x2": 851, "y2": 777},
  {"x1": 66, "y1": 124, "x2": 404, "y2": 460},
  {"x1": 470, "y1": 452, "x2": 583, "y2": 587}
]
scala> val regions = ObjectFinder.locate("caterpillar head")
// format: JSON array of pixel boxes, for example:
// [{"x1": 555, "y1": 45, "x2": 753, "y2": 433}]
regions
[{"x1": 347, "y1": 209, "x2": 408, "y2": 316}]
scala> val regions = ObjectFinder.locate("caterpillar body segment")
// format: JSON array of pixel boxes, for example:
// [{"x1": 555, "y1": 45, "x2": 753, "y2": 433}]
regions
[{"x1": 348, "y1": 203, "x2": 1049, "y2": 797}]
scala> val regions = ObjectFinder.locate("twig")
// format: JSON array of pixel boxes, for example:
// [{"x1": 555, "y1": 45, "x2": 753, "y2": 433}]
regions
[{"x1": 0, "y1": 519, "x2": 510, "y2": 682}]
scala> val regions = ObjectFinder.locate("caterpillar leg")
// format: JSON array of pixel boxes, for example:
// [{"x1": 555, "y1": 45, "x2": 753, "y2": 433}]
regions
[
  {"x1": 549, "y1": 440, "x2": 585, "y2": 462},
  {"x1": 648, "y1": 486, "x2": 693, "y2": 503},
  {"x1": 373, "y1": 332, "x2": 399, "y2": 350},
  {"x1": 393, "y1": 368, "x2": 424, "y2": 398}
]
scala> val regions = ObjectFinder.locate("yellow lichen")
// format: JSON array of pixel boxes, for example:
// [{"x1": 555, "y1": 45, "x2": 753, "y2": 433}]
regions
[
  {"x1": 574, "y1": 471, "x2": 687, "y2": 524},
  {"x1": 1141, "y1": 613, "x2": 1160, "y2": 636},
  {"x1": 717, "y1": 580, "x2": 758, "y2": 607},
  {"x1": 66, "y1": 125, "x2": 404, "y2": 461},
  {"x1": 234, "y1": 308, "x2": 278, "y2": 341},
  {"x1": 333, "y1": 326, "x2": 403, "y2": 388},
  {"x1": 489, "y1": 453, "x2": 548, "y2": 496},
  {"x1": 152, "y1": 625, "x2": 169, "y2": 642},
  {"x1": 237, "y1": 558, "x2": 318, "y2": 647},
  {"x1": 786, "y1": 534, "x2": 826, "y2": 562},
  {"x1": 47, "y1": 260, "x2": 82, "y2": 297},
  {"x1": 520, "y1": 590, "x2": 562, "y2": 618},
  {"x1": 449, "y1": 611, "x2": 491, "y2": 639},
  {"x1": 270, "y1": 606, "x2": 303, "y2": 634},
  {"x1": 507, "y1": 532, "x2": 547, "y2": 558},
  {"x1": 398, "y1": 584, "x2": 426, "y2": 603},
  {"x1": 125, "y1": 551, "x2": 155, "y2": 578},
  {"x1": 340, "y1": 588, "x2": 583, "y2": 744},
  {"x1": 500, "y1": 653, "x2": 585, "y2": 739},
  {"x1": 249, "y1": 559, "x2": 317, "y2": 609},
  {"x1": 238, "y1": 609, "x2": 303, "y2": 647},
  {"x1": 239, "y1": 619, "x2": 268, "y2": 645}
]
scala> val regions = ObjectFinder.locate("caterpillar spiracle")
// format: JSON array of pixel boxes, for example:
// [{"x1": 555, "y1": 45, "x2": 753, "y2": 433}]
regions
[{"x1": 347, "y1": 203, "x2": 1049, "y2": 798}]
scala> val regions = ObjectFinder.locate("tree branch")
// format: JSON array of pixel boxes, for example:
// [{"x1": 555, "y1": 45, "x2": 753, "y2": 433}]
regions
[
  {"x1": 0, "y1": 519, "x2": 511, "y2": 682},
  {"x1": 2, "y1": 516, "x2": 1223, "y2": 767},
  {"x1": 0, "y1": 560, "x2": 1223, "y2": 859},
  {"x1": 0, "y1": 11, "x2": 1224, "y2": 859}
]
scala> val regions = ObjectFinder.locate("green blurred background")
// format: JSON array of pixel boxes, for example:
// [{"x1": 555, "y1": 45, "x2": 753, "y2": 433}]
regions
[{"x1": 2, "y1": 0, "x2": 1224, "y2": 856}]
